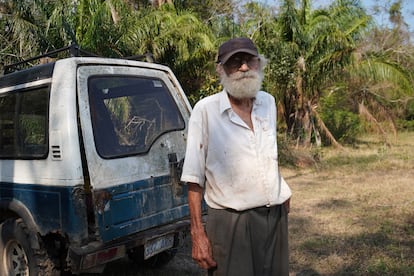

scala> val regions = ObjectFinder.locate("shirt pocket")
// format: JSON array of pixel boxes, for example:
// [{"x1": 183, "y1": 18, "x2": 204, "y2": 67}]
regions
[{"x1": 257, "y1": 118, "x2": 278, "y2": 159}]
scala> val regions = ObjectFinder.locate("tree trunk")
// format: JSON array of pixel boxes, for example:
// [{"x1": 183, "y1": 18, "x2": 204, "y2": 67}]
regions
[{"x1": 152, "y1": 0, "x2": 172, "y2": 7}]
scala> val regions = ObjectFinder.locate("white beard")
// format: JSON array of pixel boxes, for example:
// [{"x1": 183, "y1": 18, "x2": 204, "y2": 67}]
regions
[{"x1": 220, "y1": 69, "x2": 264, "y2": 99}]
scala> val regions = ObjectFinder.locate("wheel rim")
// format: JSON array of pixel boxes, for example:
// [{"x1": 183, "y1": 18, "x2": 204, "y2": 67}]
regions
[{"x1": 3, "y1": 239, "x2": 29, "y2": 276}]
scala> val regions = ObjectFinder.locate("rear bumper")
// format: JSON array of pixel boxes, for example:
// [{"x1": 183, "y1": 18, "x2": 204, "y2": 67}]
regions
[{"x1": 68, "y1": 218, "x2": 190, "y2": 274}]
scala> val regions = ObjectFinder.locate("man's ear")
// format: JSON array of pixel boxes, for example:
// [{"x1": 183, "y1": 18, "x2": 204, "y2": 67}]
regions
[{"x1": 216, "y1": 63, "x2": 224, "y2": 75}]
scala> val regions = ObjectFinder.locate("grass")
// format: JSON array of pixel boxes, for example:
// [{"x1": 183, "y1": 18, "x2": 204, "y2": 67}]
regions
[
  {"x1": 100, "y1": 132, "x2": 413, "y2": 276},
  {"x1": 284, "y1": 131, "x2": 414, "y2": 276}
]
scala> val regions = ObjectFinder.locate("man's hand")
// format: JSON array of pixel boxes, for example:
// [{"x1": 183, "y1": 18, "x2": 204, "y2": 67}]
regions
[
  {"x1": 188, "y1": 183, "x2": 217, "y2": 270},
  {"x1": 191, "y1": 229, "x2": 217, "y2": 269},
  {"x1": 284, "y1": 197, "x2": 291, "y2": 213}
]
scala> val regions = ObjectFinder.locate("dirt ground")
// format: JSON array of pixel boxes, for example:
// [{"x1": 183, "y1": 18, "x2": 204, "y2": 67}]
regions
[
  {"x1": 95, "y1": 234, "x2": 204, "y2": 276},
  {"x1": 88, "y1": 132, "x2": 414, "y2": 276}
]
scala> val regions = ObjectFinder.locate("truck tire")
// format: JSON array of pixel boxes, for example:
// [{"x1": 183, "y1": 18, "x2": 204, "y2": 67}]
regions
[{"x1": 0, "y1": 218, "x2": 59, "y2": 276}]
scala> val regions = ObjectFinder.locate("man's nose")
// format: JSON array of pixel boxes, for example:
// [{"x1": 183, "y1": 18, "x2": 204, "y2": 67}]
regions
[{"x1": 239, "y1": 62, "x2": 249, "y2": 71}]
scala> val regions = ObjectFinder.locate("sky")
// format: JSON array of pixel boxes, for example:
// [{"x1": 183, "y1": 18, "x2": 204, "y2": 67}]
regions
[{"x1": 257, "y1": 0, "x2": 414, "y2": 36}]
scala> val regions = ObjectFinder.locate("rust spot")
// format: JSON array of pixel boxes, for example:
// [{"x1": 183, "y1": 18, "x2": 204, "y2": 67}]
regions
[
  {"x1": 93, "y1": 190, "x2": 112, "y2": 213},
  {"x1": 72, "y1": 185, "x2": 88, "y2": 219}
]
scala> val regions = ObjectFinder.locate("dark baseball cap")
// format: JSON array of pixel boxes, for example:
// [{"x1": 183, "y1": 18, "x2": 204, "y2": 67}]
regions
[{"x1": 216, "y1": 37, "x2": 259, "y2": 64}]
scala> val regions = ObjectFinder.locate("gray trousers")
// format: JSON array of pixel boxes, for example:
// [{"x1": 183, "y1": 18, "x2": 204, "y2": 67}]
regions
[{"x1": 206, "y1": 205, "x2": 289, "y2": 276}]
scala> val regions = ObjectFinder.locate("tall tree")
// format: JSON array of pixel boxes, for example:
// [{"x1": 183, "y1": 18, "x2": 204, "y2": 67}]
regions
[
  {"x1": 0, "y1": 0, "x2": 215, "y2": 97},
  {"x1": 340, "y1": 0, "x2": 414, "y2": 142},
  {"x1": 0, "y1": 0, "x2": 59, "y2": 66},
  {"x1": 119, "y1": 4, "x2": 216, "y2": 97},
  {"x1": 174, "y1": 0, "x2": 235, "y2": 23},
  {"x1": 249, "y1": 0, "x2": 399, "y2": 146},
  {"x1": 261, "y1": 0, "x2": 371, "y2": 146}
]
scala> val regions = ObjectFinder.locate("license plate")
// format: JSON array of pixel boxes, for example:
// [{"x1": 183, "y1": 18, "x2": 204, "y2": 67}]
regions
[{"x1": 144, "y1": 234, "x2": 174, "y2": 260}]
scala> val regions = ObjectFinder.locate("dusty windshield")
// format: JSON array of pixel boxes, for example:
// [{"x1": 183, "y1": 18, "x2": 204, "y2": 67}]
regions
[{"x1": 88, "y1": 76, "x2": 185, "y2": 158}]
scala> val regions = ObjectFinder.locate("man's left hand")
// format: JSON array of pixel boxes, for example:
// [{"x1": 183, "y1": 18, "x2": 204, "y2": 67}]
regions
[{"x1": 284, "y1": 198, "x2": 291, "y2": 213}]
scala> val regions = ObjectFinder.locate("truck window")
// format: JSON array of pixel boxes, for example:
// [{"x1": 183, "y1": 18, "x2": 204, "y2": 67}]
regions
[
  {"x1": 88, "y1": 76, "x2": 185, "y2": 158},
  {"x1": 0, "y1": 87, "x2": 49, "y2": 159}
]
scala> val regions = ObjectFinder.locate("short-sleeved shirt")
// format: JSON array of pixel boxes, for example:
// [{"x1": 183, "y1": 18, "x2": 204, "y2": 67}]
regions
[{"x1": 181, "y1": 90, "x2": 291, "y2": 211}]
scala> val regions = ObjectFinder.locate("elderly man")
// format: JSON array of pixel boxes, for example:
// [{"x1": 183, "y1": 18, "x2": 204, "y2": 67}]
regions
[{"x1": 181, "y1": 37, "x2": 292, "y2": 276}]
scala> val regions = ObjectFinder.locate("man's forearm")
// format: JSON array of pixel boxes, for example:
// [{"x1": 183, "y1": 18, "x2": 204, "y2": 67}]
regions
[
  {"x1": 187, "y1": 182, "x2": 204, "y2": 234},
  {"x1": 187, "y1": 182, "x2": 217, "y2": 269}
]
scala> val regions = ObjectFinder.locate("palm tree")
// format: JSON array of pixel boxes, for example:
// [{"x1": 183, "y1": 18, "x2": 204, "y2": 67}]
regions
[
  {"x1": 250, "y1": 0, "x2": 410, "y2": 147},
  {"x1": 340, "y1": 12, "x2": 414, "y2": 144},
  {"x1": 119, "y1": 4, "x2": 216, "y2": 97},
  {"x1": 0, "y1": 0, "x2": 56, "y2": 66}
]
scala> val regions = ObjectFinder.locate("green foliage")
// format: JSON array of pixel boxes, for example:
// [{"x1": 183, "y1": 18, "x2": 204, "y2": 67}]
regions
[
  {"x1": 187, "y1": 74, "x2": 221, "y2": 106},
  {"x1": 0, "y1": 0, "x2": 413, "y2": 147},
  {"x1": 322, "y1": 110, "x2": 361, "y2": 144},
  {"x1": 277, "y1": 135, "x2": 301, "y2": 167},
  {"x1": 119, "y1": 5, "x2": 216, "y2": 95},
  {"x1": 404, "y1": 98, "x2": 414, "y2": 120},
  {"x1": 248, "y1": 0, "x2": 373, "y2": 146},
  {"x1": 396, "y1": 119, "x2": 414, "y2": 131},
  {"x1": 174, "y1": 0, "x2": 235, "y2": 23},
  {"x1": 320, "y1": 92, "x2": 361, "y2": 144},
  {"x1": 0, "y1": 1, "x2": 216, "y2": 95}
]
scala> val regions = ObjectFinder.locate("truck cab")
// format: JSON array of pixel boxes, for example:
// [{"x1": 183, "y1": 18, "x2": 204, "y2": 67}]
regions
[{"x1": 0, "y1": 48, "x2": 191, "y2": 274}]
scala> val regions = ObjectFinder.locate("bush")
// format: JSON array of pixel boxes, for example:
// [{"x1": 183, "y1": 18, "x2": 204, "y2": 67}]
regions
[
  {"x1": 277, "y1": 134, "x2": 318, "y2": 168},
  {"x1": 396, "y1": 119, "x2": 414, "y2": 131},
  {"x1": 323, "y1": 110, "x2": 361, "y2": 144},
  {"x1": 405, "y1": 99, "x2": 414, "y2": 121},
  {"x1": 320, "y1": 94, "x2": 361, "y2": 145}
]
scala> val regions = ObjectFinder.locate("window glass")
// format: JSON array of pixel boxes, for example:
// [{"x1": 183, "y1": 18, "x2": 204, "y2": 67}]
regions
[
  {"x1": 0, "y1": 87, "x2": 49, "y2": 158},
  {"x1": 88, "y1": 76, "x2": 185, "y2": 158}
]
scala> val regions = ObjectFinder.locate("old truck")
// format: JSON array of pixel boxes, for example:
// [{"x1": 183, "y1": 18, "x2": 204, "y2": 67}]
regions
[{"x1": 0, "y1": 46, "x2": 192, "y2": 275}]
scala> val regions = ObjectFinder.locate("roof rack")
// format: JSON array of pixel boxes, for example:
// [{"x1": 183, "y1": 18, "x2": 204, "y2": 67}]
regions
[
  {"x1": 3, "y1": 44, "x2": 154, "y2": 74},
  {"x1": 3, "y1": 44, "x2": 98, "y2": 74}
]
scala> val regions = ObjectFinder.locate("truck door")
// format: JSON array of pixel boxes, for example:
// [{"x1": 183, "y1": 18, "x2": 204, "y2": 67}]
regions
[{"x1": 77, "y1": 64, "x2": 191, "y2": 243}]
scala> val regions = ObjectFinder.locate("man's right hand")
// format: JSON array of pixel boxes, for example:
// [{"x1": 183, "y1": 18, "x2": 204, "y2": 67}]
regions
[
  {"x1": 187, "y1": 183, "x2": 217, "y2": 270},
  {"x1": 191, "y1": 229, "x2": 217, "y2": 270}
]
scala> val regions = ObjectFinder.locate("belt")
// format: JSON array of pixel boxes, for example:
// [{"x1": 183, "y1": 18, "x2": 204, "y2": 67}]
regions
[{"x1": 224, "y1": 204, "x2": 282, "y2": 213}]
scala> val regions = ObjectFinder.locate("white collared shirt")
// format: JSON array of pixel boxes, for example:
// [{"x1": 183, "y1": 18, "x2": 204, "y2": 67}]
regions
[{"x1": 181, "y1": 90, "x2": 291, "y2": 211}]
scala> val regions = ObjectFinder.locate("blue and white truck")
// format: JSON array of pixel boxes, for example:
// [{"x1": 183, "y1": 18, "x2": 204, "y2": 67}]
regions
[{"x1": 0, "y1": 46, "x2": 192, "y2": 275}]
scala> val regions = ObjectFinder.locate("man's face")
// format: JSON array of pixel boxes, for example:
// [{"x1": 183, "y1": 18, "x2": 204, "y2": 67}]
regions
[
  {"x1": 219, "y1": 53, "x2": 264, "y2": 99},
  {"x1": 223, "y1": 52, "x2": 260, "y2": 74}
]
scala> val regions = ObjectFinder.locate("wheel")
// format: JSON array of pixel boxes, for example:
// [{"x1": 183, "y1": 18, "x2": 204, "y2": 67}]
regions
[
  {"x1": 0, "y1": 218, "x2": 59, "y2": 276},
  {"x1": 3, "y1": 236, "x2": 29, "y2": 275}
]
